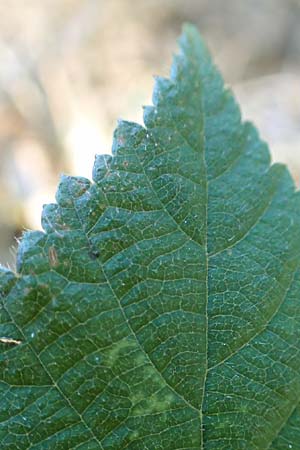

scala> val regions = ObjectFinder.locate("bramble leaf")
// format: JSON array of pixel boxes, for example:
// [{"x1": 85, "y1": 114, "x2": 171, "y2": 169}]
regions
[{"x1": 1, "y1": 25, "x2": 300, "y2": 449}]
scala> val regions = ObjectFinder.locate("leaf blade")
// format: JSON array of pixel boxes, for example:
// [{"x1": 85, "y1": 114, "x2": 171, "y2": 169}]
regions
[{"x1": 1, "y1": 24, "x2": 300, "y2": 450}]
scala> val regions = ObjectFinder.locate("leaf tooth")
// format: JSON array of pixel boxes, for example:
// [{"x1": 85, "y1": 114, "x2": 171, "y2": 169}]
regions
[
  {"x1": 111, "y1": 120, "x2": 145, "y2": 156},
  {"x1": 16, "y1": 230, "x2": 45, "y2": 273},
  {"x1": 55, "y1": 174, "x2": 91, "y2": 208},
  {"x1": 151, "y1": 75, "x2": 174, "y2": 106},
  {"x1": 0, "y1": 267, "x2": 17, "y2": 294},
  {"x1": 92, "y1": 154, "x2": 112, "y2": 183}
]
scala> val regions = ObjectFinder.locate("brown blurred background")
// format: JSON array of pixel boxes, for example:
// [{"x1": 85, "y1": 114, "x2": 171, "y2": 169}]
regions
[{"x1": 0, "y1": 0, "x2": 300, "y2": 268}]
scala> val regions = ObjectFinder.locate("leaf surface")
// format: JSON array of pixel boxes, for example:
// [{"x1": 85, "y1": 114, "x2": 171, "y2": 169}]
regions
[{"x1": 1, "y1": 25, "x2": 300, "y2": 450}]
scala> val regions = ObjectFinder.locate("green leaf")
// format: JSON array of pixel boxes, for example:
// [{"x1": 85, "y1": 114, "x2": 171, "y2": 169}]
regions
[{"x1": 1, "y1": 24, "x2": 300, "y2": 449}]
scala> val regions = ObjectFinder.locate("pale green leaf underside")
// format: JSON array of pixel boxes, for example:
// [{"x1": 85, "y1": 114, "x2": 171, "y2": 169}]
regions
[{"x1": 1, "y1": 25, "x2": 300, "y2": 450}]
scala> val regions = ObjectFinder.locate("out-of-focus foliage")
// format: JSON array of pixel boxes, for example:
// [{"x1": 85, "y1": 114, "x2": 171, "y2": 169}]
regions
[{"x1": 0, "y1": 0, "x2": 300, "y2": 267}]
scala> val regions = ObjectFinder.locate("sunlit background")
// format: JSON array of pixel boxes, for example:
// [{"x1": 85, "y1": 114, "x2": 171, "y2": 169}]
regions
[{"x1": 0, "y1": 0, "x2": 300, "y2": 268}]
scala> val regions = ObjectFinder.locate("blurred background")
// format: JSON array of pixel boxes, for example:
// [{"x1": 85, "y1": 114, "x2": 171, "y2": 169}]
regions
[{"x1": 0, "y1": 0, "x2": 300, "y2": 268}]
